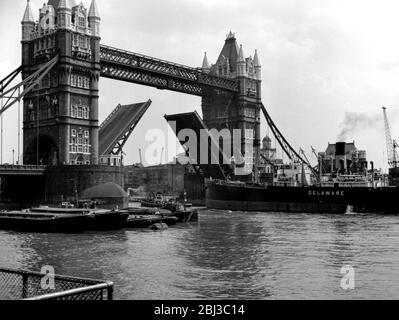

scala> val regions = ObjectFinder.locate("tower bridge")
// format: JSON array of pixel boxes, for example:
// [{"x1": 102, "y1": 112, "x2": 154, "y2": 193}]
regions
[{"x1": 0, "y1": 0, "x2": 311, "y2": 207}]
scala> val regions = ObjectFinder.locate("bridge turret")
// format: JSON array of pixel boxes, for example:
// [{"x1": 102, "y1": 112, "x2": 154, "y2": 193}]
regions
[
  {"x1": 254, "y1": 49, "x2": 261, "y2": 81},
  {"x1": 57, "y1": 0, "x2": 72, "y2": 30},
  {"x1": 202, "y1": 52, "x2": 211, "y2": 73},
  {"x1": 88, "y1": 0, "x2": 100, "y2": 38},
  {"x1": 21, "y1": 0, "x2": 35, "y2": 42},
  {"x1": 21, "y1": 0, "x2": 101, "y2": 166},
  {"x1": 237, "y1": 44, "x2": 247, "y2": 77},
  {"x1": 201, "y1": 32, "x2": 263, "y2": 181}
]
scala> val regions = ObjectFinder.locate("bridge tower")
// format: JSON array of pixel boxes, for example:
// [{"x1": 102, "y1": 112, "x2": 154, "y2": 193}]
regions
[
  {"x1": 21, "y1": 0, "x2": 101, "y2": 166},
  {"x1": 201, "y1": 32, "x2": 262, "y2": 177}
]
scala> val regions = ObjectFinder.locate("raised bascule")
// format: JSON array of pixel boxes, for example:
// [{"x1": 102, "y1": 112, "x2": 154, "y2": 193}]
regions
[{"x1": 0, "y1": 0, "x2": 309, "y2": 207}]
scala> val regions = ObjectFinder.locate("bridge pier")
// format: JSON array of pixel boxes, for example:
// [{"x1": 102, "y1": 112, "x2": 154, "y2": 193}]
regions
[{"x1": 0, "y1": 175, "x2": 45, "y2": 210}]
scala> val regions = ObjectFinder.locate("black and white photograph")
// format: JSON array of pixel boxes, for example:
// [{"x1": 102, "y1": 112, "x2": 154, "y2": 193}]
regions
[{"x1": 0, "y1": 0, "x2": 399, "y2": 308}]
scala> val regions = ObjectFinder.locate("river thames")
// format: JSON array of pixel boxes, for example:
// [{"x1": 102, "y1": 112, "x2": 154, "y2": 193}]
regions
[{"x1": 1, "y1": 209, "x2": 399, "y2": 299}]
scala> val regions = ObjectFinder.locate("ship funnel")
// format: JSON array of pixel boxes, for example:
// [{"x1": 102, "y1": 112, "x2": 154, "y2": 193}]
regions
[{"x1": 335, "y1": 142, "x2": 346, "y2": 156}]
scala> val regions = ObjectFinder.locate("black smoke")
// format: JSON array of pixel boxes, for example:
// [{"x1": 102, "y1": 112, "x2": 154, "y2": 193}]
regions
[{"x1": 337, "y1": 112, "x2": 381, "y2": 142}]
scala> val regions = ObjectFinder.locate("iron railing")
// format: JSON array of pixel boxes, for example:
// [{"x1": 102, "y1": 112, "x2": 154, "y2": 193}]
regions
[{"x1": 0, "y1": 268, "x2": 114, "y2": 300}]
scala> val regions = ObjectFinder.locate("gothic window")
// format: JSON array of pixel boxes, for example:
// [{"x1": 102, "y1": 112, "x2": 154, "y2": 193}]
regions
[
  {"x1": 79, "y1": 36, "x2": 86, "y2": 48},
  {"x1": 79, "y1": 16, "x2": 85, "y2": 28},
  {"x1": 71, "y1": 129, "x2": 77, "y2": 137},
  {"x1": 73, "y1": 34, "x2": 78, "y2": 47},
  {"x1": 77, "y1": 107, "x2": 83, "y2": 118},
  {"x1": 83, "y1": 78, "x2": 90, "y2": 89},
  {"x1": 70, "y1": 74, "x2": 77, "y2": 86},
  {"x1": 70, "y1": 74, "x2": 90, "y2": 89},
  {"x1": 84, "y1": 130, "x2": 89, "y2": 138}
]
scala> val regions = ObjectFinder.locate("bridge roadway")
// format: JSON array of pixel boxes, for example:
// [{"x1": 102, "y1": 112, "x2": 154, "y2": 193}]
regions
[{"x1": 0, "y1": 165, "x2": 47, "y2": 176}]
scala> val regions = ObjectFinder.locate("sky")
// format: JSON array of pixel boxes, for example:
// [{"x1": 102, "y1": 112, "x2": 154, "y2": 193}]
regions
[{"x1": 2, "y1": 0, "x2": 399, "y2": 171}]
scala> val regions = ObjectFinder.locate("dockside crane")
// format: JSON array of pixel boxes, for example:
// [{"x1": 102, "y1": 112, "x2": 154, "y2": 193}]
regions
[{"x1": 382, "y1": 107, "x2": 399, "y2": 168}]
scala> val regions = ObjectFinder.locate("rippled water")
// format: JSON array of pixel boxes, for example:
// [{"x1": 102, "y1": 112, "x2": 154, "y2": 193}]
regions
[{"x1": 1, "y1": 210, "x2": 399, "y2": 299}]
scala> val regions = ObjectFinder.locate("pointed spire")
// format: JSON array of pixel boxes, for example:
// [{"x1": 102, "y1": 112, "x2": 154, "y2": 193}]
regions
[
  {"x1": 89, "y1": 0, "x2": 100, "y2": 18},
  {"x1": 202, "y1": 52, "x2": 211, "y2": 70},
  {"x1": 254, "y1": 49, "x2": 261, "y2": 67},
  {"x1": 22, "y1": 0, "x2": 34, "y2": 23},
  {"x1": 226, "y1": 31, "x2": 236, "y2": 40},
  {"x1": 238, "y1": 44, "x2": 245, "y2": 63}
]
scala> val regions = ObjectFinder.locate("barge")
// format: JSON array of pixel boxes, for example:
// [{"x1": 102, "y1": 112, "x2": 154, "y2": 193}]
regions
[{"x1": 0, "y1": 211, "x2": 92, "y2": 233}]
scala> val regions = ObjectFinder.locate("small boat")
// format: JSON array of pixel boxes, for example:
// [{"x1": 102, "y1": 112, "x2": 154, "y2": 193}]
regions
[
  {"x1": 150, "y1": 223, "x2": 168, "y2": 230},
  {"x1": 0, "y1": 211, "x2": 92, "y2": 233},
  {"x1": 165, "y1": 202, "x2": 199, "y2": 222},
  {"x1": 140, "y1": 193, "x2": 165, "y2": 208},
  {"x1": 125, "y1": 215, "x2": 163, "y2": 228}
]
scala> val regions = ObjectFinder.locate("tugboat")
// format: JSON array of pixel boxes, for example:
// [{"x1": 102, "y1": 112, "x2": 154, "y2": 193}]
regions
[{"x1": 140, "y1": 193, "x2": 165, "y2": 208}]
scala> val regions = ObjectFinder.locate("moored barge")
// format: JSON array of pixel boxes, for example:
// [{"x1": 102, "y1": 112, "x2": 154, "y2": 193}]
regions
[{"x1": 0, "y1": 211, "x2": 92, "y2": 233}]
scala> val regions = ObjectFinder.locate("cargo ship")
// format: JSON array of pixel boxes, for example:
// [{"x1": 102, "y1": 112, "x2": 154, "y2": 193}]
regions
[{"x1": 205, "y1": 141, "x2": 399, "y2": 214}]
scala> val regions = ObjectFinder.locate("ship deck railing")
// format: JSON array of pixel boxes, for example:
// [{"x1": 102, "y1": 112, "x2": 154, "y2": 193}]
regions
[{"x1": 0, "y1": 267, "x2": 114, "y2": 300}]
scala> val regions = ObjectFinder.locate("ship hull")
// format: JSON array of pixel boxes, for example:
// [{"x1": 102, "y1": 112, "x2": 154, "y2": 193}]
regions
[{"x1": 205, "y1": 181, "x2": 399, "y2": 214}]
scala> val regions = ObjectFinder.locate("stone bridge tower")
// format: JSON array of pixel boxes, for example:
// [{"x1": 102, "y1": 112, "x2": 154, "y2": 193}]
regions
[
  {"x1": 21, "y1": 0, "x2": 100, "y2": 165},
  {"x1": 201, "y1": 32, "x2": 262, "y2": 178}
]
